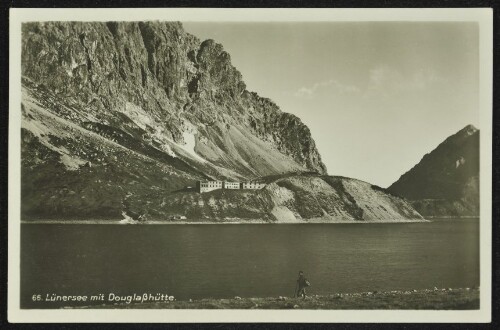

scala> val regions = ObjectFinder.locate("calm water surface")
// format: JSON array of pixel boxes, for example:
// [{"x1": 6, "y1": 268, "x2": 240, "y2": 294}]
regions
[{"x1": 21, "y1": 219, "x2": 479, "y2": 308}]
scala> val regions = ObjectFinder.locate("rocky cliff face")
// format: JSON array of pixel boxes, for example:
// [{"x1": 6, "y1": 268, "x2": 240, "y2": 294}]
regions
[
  {"x1": 388, "y1": 125, "x2": 479, "y2": 217},
  {"x1": 21, "y1": 21, "x2": 326, "y2": 182}
]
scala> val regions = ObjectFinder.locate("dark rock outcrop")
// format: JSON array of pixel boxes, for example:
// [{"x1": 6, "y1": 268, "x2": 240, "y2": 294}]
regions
[{"x1": 388, "y1": 125, "x2": 479, "y2": 217}]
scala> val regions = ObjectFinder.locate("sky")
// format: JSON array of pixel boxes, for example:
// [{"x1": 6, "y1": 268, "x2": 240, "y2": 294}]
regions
[{"x1": 183, "y1": 22, "x2": 479, "y2": 187}]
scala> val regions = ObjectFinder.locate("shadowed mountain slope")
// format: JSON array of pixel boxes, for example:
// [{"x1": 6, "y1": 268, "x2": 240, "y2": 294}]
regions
[{"x1": 388, "y1": 125, "x2": 479, "y2": 217}]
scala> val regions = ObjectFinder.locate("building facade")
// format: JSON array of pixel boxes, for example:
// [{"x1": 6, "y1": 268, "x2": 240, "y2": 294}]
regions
[
  {"x1": 197, "y1": 180, "x2": 266, "y2": 193},
  {"x1": 224, "y1": 181, "x2": 241, "y2": 190},
  {"x1": 241, "y1": 182, "x2": 266, "y2": 190},
  {"x1": 197, "y1": 181, "x2": 223, "y2": 193}
]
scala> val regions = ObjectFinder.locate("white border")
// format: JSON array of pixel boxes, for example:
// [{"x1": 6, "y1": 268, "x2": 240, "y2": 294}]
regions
[{"x1": 8, "y1": 8, "x2": 493, "y2": 323}]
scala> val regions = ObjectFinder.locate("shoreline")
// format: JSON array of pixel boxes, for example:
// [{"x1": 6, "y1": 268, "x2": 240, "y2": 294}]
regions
[
  {"x1": 424, "y1": 215, "x2": 479, "y2": 219},
  {"x1": 73, "y1": 287, "x2": 479, "y2": 310},
  {"x1": 21, "y1": 218, "x2": 431, "y2": 225}
]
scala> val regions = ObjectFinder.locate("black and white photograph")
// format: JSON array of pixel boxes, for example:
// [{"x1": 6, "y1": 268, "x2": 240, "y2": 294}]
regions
[{"x1": 8, "y1": 8, "x2": 492, "y2": 323}]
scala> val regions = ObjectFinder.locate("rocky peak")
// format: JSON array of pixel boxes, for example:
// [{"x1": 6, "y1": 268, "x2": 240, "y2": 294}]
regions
[
  {"x1": 388, "y1": 124, "x2": 479, "y2": 206},
  {"x1": 21, "y1": 21, "x2": 327, "y2": 181},
  {"x1": 194, "y1": 38, "x2": 246, "y2": 99},
  {"x1": 457, "y1": 124, "x2": 478, "y2": 137}
]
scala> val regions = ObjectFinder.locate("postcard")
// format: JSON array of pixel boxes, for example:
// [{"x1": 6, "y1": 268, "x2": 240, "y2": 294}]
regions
[{"x1": 8, "y1": 7, "x2": 492, "y2": 323}]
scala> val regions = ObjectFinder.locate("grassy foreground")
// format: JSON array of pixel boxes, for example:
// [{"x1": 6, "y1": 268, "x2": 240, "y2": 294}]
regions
[{"x1": 83, "y1": 288, "x2": 479, "y2": 310}]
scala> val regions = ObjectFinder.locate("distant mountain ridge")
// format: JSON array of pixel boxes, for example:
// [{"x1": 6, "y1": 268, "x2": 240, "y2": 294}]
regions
[{"x1": 388, "y1": 125, "x2": 479, "y2": 217}]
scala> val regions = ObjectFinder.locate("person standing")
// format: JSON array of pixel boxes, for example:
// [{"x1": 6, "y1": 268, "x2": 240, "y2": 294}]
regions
[{"x1": 295, "y1": 271, "x2": 310, "y2": 299}]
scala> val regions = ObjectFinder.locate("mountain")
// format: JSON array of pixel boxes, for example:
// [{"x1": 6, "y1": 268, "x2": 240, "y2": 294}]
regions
[
  {"x1": 388, "y1": 125, "x2": 479, "y2": 217},
  {"x1": 20, "y1": 21, "x2": 423, "y2": 222},
  {"x1": 21, "y1": 22, "x2": 326, "y2": 179}
]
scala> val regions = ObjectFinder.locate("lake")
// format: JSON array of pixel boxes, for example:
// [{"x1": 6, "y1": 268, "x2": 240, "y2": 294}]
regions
[{"x1": 20, "y1": 219, "x2": 479, "y2": 308}]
